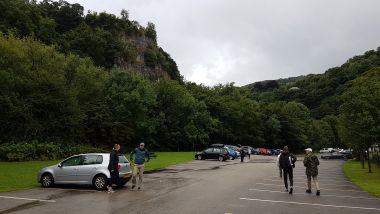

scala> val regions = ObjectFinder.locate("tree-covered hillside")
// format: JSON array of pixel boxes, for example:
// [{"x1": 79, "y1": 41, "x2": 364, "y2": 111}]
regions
[{"x1": 0, "y1": 0, "x2": 182, "y2": 81}]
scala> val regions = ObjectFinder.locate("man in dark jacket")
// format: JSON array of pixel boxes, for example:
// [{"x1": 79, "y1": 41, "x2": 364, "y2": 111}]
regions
[
  {"x1": 108, "y1": 144, "x2": 120, "y2": 193},
  {"x1": 130, "y1": 142, "x2": 150, "y2": 190},
  {"x1": 279, "y1": 146, "x2": 297, "y2": 194},
  {"x1": 303, "y1": 148, "x2": 320, "y2": 196}
]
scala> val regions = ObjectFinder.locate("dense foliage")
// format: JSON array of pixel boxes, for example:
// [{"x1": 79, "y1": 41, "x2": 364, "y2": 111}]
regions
[
  {"x1": 0, "y1": 0, "x2": 181, "y2": 81},
  {"x1": 0, "y1": 1, "x2": 379, "y2": 160}
]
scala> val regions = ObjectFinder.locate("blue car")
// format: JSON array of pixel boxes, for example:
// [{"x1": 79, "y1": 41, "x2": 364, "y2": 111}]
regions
[{"x1": 225, "y1": 147, "x2": 238, "y2": 160}]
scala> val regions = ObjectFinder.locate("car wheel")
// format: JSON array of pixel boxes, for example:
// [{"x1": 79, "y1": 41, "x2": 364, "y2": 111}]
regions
[
  {"x1": 197, "y1": 155, "x2": 202, "y2": 160},
  {"x1": 232, "y1": 157, "x2": 235, "y2": 160},
  {"x1": 218, "y1": 156, "x2": 223, "y2": 162},
  {"x1": 93, "y1": 174, "x2": 108, "y2": 190},
  {"x1": 41, "y1": 173, "x2": 54, "y2": 188}
]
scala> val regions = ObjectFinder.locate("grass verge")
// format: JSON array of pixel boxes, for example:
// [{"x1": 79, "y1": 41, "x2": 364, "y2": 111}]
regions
[
  {"x1": 0, "y1": 152, "x2": 195, "y2": 192},
  {"x1": 343, "y1": 161, "x2": 380, "y2": 197}
]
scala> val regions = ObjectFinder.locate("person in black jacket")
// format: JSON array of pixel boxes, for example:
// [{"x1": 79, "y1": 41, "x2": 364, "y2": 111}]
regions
[
  {"x1": 107, "y1": 144, "x2": 120, "y2": 193},
  {"x1": 279, "y1": 146, "x2": 297, "y2": 194}
]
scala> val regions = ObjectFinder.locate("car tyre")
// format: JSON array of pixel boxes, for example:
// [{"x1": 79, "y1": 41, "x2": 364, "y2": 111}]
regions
[
  {"x1": 41, "y1": 173, "x2": 54, "y2": 188},
  {"x1": 197, "y1": 155, "x2": 202, "y2": 160},
  {"x1": 218, "y1": 156, "x2": 223, "y2": 162},
  {"x1": 93, "y1": 174, "x2": 108, "y2": 190}
]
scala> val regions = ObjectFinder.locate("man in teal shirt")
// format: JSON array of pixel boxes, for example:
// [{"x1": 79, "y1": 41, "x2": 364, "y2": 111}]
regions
[{"x1": 130, "y1": 142, "x2": 150, "y2": 190}]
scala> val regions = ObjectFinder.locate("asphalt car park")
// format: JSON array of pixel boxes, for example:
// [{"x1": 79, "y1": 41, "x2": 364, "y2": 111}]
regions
[{"x1": 0, "y1": 156, "x2": 379, "y2": 214}]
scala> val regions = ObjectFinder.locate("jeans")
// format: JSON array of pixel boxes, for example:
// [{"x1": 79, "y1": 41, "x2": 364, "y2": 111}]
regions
[{"x1": 283, "y1": 168, "x2": 293, "y2": 189}]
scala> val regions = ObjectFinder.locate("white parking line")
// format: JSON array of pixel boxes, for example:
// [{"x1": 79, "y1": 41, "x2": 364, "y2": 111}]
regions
[
  {"x1": 262, "y1": 179, "x2": 355, "y2": 188},
  {"x1": 271, "y1": 176, "x2": 350, "y2": 182},
  {"x1": 0, "y1": 195, "x2": 56, "y2": 203},
  {"x1": 248, "y1": 188, "x2": 380, "y2": 201},
  {"x1": 239, "y1": 197, "x2": 380, "y2": 211},
  {"x1": 255, "y1": 183, "x2": 363, "y2": 193}
]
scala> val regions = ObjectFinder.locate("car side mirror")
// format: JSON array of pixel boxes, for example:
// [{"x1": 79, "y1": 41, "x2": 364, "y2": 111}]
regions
[{"x1": 58, "y1": 163, "x2": 62, "y2": 168}]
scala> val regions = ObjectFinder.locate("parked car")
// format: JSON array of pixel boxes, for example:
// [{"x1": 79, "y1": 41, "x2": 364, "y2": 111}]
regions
[
  {"x1": 242, "y1": 146, "x2": 254, "y2": 154},
  {"x1": 195, "y1": 148, "x2": 228, "y2": 161},
  {"x1": 38, "y1": 153, "x2": 132, "y2": 190},
  {"x1": 319, "y1": 148, "x2": 333, "y2": 153},
  {"x1": 321, "y1": 152, "x2": 352, "y2": 160},
  {"x1": 270, "y1": 149, "x2": 281, "y2": 156},
  {"x1": 258, "y1": 148, "x2": 269, "y2": 155},
  {"x1": 210, "y1": 144, "x2": 237, "y2": 159},
  {"x1": 252, "y1": 148, "x2": 260, "y2": 155},
  {"x1": 225, "y1": 145, "x2": 241, "y2": 157}
]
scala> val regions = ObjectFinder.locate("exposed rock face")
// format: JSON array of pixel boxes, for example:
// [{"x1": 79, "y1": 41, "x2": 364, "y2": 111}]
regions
[{"x1": 116, "y1": 35, "x2": 171, "y2": 80}]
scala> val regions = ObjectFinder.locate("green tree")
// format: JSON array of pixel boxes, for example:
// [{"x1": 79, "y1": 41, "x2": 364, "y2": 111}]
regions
[{"x1": 338, "y1": 68, "x2": 380, "y2": 172}]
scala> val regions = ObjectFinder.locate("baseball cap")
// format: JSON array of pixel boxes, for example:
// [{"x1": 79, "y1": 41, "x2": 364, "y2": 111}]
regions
[{"x1": 305, "y1": 148, "x2": 312, "y2": 152}]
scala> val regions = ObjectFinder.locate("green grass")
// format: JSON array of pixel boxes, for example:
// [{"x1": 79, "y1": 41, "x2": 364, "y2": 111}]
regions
[
  {"x1": 343, "y1": 161, "x2": 380, "y2": 197},
  {"x1": 135, "y1": 152, "x2": 194, "y2": 171},
  {"x1": 0, "y1": 160, "x2": 60, "y2": 192},
  {"x1": 0, "y1": 152, "x2": 194, "y2": 192}
]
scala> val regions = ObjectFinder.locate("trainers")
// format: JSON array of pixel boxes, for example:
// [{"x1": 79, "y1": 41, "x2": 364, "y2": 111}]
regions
[
  {"x1": 284, "y1": 188, "x2": 288, "y2": 192},
  {"x1": 306, "y1": 189, "x2": 312, "y2": 194},
  {"x1": 316, "y1": 190, "x2": 320, "y2": 196},
  {"x1": 131, "y1": 185, "x2": 135, "y2": 190},
  {"x1": 289, "y1": 188, "x2": 293, "y2": 195},
  {"x1": 107, "y1": 187, "x2": 115, "y2": 194}
]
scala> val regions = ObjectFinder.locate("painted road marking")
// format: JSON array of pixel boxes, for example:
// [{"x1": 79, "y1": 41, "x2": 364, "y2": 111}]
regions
[
  {"x1": 239, "y1": 197, "x2": 380, "y2": 211},
  {"x1": 248, "y1": 188, "x2": 380, "y2": 201},
  {"x1": 262, "y1": 179, "x2": 355, "y2": 188},
  {"x1": 270, "y1": 176, "x2": 350, "y2": 182},
  {"x1": 0, "y1": 195, "x2": 56, "y2": 203},
  {"x1": 255, "y1": 183, "x2": 364, "y2": 193}
]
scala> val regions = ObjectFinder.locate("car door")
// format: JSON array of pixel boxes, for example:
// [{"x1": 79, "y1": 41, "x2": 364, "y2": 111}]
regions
[
  {"x1": 203, "y1": 148, "x2": 213, "y2": 159},
  {"x1": 76, "y1": 155, "x2": 103, "y2": 184},
  {"x1": 212, "y1": 148, "x2": 220, "y2": 159},
  {"x1": 55, "y1": 155, "x2": 83, "y2": 183}
]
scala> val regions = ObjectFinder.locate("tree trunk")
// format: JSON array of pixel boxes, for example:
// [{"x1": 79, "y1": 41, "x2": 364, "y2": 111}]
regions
[
  {"x1": 367, "y1": 150, "x2": 372, "y2": 173},
  {"x1": 360, "y1": 150, "x2": 365, "y2": 169}
]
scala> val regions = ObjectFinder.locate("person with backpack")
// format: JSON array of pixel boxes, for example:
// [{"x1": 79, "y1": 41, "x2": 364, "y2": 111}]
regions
[
  {"x1": 107, "y1": 144, "x2": 120, "y2": 193},
  {"x1": 303, "y1": 148, "x2": 320, "y2": 196},
  {"x1": 279, "y1": 146, "x2": 297, "y2": 194},
  {"x1": 130, "y1": 142, "x2": 150, "y2": 190}
]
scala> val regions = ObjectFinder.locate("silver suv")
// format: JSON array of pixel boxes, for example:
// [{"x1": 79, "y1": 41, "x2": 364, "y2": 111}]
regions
[{"x1": 37, "y1": 153, "x2": 132, "y2": 190}]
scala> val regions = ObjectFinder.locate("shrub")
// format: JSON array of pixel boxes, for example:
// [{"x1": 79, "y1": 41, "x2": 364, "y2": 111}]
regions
[{"x1": 0, "y1": 140, "x2": 107, "y2": 161}]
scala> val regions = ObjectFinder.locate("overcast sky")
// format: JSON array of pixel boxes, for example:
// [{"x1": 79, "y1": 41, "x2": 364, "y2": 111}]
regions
[{"x1": 66, "y1": 0, "x2": 380, "y2": 86}]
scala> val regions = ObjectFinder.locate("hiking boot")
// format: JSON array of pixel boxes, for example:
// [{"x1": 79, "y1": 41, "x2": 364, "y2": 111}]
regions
[
  {"x1": 289, "y1": 188, "x2": 293, "y2": 195},
  {"x1": 306, "y1": 189, "x2": 312, "y2": 194},
  {"x1": 316, "y1": 190, "x2": 320, "y2": 196}
]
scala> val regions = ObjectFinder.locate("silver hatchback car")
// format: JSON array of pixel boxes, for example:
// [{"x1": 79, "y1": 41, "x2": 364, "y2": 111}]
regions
[{"x1": 37, "y1": 153, "x2": 132, "y2": 190}]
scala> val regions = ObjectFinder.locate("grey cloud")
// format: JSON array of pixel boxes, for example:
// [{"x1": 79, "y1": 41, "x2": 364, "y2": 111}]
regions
[{"x1": 67, "y1": 0, "x2": 380, "y2": 86}]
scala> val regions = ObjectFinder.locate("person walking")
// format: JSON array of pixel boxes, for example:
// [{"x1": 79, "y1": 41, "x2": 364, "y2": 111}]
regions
[
  {"x1": 107, "y1": 144, "x2": 120, "y2": 193},
  {"x1": 240, "y1": 148, "x2": 246, "y2": 162},
  {"x1": 130, "y1": 142, "x2": 150, "y2": 190},
  {"x1": 279, "y1": 146, "x2": 297, "y2": 194},
  {"x1": 303, "y1": 148, "x2": 320, "y2": 196}
]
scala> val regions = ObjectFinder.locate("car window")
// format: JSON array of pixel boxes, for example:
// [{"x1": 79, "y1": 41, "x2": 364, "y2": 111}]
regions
[
  {"x1": 82, "y1": 155, "x2": 103, "y2": 165},
  {"x1": 118, "y1": 155, "x2": 129, "y2": 163},
  {"x1": 213, "y1": 148, "x2": 221, "y2": 153},
  {"x1": 204, "y1": 148, "x2": 213, "y2": 153},
  {"x1": 61, "y1": 156, "x2": 82, "y2": 167}
]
